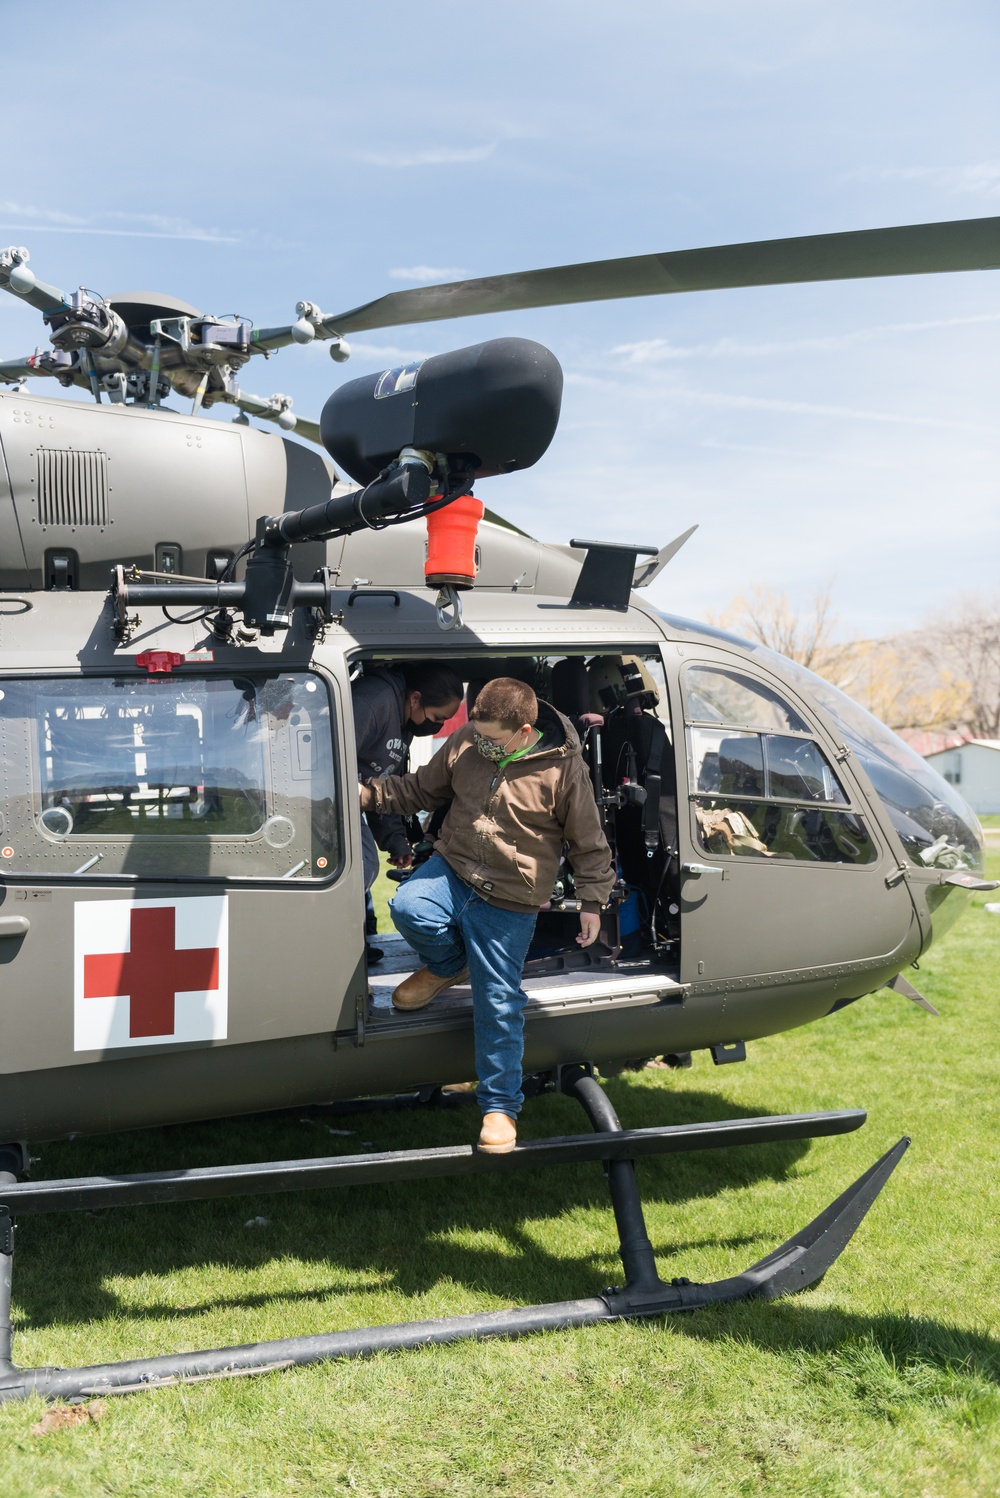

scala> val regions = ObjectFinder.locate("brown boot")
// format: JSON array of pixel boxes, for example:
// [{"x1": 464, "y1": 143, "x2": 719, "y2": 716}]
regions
[
  {"x1": 477, "y1": 1112, "x2": 517, "y2": 1154},
  {"x1": 391, "y1": 966, "x2": 469, "y2": 1012}
]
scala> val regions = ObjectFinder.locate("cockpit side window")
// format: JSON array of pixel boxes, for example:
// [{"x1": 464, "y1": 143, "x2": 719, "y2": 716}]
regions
[
  {"x1": 750, "y1": 648, "x2": 985, "y2": 875},
  {"x1": 0, "y1": 672, "x2": 340, "y2": 883},
  {"x1": 682, "y1": 664, "x2": 875, "y2": 865}
]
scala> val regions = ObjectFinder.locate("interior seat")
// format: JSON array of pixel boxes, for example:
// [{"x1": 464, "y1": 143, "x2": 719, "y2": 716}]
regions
[{"x1": 550, "y1": 657, "x2": 604, "y2": 740}]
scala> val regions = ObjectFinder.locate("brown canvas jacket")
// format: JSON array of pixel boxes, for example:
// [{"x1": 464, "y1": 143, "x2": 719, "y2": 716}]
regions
[{"x1": 365, "y1": 702, "x2": 615, "y2": 914}]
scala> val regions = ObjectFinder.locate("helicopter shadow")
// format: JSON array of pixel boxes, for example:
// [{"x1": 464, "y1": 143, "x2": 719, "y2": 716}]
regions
[
  {"x1": 668, "y1": 1299, "x2": 1000, "y2": 1392},
  {"x1": 13, "y1": 1078, "x2": 844, "y2": 1337}
]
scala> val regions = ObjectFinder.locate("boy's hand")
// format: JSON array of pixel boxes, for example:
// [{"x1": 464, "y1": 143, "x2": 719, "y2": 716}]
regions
[
  {"x1": 577, "y1": 911, "x2": 601, "y2": 948},
  {"x1": 358, "y1": 783, "x2": 373, "y2": 811},
  {"x1": 389, "y1": 851, "x2": 414, "y2": 869}
]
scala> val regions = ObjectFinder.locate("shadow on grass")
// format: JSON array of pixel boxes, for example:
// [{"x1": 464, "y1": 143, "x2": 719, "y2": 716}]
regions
[
  {"x1": 10, "y1": 1076, "x2": 854, "y2": 1337},
  {"x1": 673, "y1": 1298, "x2": 1000, "y2": 1388}
]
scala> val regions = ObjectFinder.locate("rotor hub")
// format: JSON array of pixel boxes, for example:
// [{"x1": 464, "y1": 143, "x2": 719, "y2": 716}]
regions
[{"x1": 44, "y1": 291, "x2": 122, "y2": 352}]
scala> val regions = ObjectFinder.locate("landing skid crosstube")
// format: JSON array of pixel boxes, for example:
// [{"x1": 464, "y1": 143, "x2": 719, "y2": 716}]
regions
[{"x1": 0, "y1": 1071, "x2": 907, "y2": 1403}]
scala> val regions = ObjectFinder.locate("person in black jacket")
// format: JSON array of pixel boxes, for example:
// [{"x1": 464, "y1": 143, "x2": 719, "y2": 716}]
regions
[{"x1": 352, "y1": 663, "x2": 464, "y2": 954}]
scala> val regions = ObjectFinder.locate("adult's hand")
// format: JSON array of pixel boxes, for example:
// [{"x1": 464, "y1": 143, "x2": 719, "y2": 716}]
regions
[{"x1": 577, "y1": 911, "x2": 601, "y2": 947}]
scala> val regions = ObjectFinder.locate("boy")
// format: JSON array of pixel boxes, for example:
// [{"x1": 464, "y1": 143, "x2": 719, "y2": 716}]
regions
[{"x1": 359, "y1": 677, "x2": 614, "y2": 1153}]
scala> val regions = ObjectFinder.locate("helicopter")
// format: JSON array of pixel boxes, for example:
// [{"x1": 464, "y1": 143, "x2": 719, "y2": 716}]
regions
[{"x1": 0, "y1": 216, "x2": 995, "y2": 1403}]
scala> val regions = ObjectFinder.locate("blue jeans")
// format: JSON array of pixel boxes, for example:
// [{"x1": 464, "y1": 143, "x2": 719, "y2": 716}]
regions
[{"x1": 390, "y1": 856, "x2": 537, "y2": 1118}]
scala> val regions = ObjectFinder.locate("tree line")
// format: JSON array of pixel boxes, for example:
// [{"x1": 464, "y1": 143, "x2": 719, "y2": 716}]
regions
[{"x1": 710, "y1": 585, "x2": 1000, "y2": 742}]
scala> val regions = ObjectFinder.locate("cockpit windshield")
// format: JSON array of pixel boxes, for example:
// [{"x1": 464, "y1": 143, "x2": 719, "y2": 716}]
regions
[{"x1": 755, "y1": 650, "x2": 984, "y2": 874}]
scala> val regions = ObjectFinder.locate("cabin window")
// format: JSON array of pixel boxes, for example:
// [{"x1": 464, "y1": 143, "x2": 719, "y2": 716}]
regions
[
  {"x1": 0, "y1": 672, "x2": 338, "y2": 882},
  {"x1": 683, "y1": 663, "x2": 875, "y2": 865}
]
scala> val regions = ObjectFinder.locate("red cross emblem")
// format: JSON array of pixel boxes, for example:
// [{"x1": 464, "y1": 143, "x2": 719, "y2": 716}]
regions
[{"x1": 82, "y1": 905, "x2": 221, "y2": 1039}]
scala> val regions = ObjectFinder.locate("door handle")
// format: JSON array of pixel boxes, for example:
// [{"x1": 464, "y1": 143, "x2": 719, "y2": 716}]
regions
[
  {"x1": 0, "y1": 916, "x2": 29, "y2": 937},
  {"x1": 681, "y1": 863, "x2": 723, "y2": 877}
]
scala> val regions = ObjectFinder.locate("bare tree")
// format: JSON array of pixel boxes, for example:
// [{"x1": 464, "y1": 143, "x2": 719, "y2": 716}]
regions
[
  {"x1": 710, "y1": 580, "x2": 846, "y2": 674},
  {"x1": 710, "y1": 582, "x2": 973, "y2": 735},
  {"x1": 931, "y1": 592, "x2": 1000, "y2": 741},
  {"x1": 836, "y1": 636, "x2": 969, "y2": 734}
]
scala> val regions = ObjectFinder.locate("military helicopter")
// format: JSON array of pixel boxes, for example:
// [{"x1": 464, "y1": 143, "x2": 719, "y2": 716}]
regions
[{"x1": 0, "y1": 217, "x2": 995, "y2": 1403}]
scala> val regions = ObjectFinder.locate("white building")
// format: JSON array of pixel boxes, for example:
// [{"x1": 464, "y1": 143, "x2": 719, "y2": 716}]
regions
[{"x1": 925, "y1": 740, "x2": 1000, "y2": 815}]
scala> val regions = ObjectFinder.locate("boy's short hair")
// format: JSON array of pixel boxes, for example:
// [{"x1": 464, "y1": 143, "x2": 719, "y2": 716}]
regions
[{"x1": 471, "y1": 677, "x2": 538, "y2": 730}]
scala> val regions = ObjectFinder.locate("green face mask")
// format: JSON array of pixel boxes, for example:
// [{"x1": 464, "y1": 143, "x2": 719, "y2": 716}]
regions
[{"x1": 474, "y1": 728, "x2": 521, "y2": 764}]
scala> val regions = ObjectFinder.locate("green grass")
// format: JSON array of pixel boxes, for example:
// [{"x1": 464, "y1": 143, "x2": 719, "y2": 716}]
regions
[
  {"x1": 371, "y1": 862, "x2": 402, "y2": 930},
  {"x1": 3, "y1": 856, "x2": 999, "y2": 1496}
]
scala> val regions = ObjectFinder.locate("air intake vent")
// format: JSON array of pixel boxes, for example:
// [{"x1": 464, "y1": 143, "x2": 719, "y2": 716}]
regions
[{"x1": 36, "y1": 449, "x2": 110, "y2": 528}]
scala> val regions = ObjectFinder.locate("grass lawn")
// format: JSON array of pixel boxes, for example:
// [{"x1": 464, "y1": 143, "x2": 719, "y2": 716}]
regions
[
  {"x1": 2, "y1": 855, "x2": 998, "y2": 1496},
  {"x1": 371, "y1": 861, "x2": 405, "y2": 931}
]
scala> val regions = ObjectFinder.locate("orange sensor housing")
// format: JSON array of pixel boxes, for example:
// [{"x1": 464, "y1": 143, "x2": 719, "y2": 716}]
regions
[{"x1": 425, "y1": 494, "x2": 485, "y2": 589}]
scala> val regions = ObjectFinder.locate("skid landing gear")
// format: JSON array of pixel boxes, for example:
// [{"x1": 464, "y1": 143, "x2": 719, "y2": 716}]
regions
[{"x1": 0, "y1": 1074, "x2": 907, "y2": 1404}]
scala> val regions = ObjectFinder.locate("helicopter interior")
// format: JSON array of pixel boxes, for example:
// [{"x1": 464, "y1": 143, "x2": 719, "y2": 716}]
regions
[{"x1": 354, "y1": 648, "x2": 683, "y2": 1029}]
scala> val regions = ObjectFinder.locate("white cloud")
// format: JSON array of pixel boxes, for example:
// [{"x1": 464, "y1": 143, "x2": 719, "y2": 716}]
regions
[
  {"x1": 0, "y1": 200, "x2": 87, "y2": 226},
  {"x1": 612, "y1": 313, "x2": 1000, "y2": 363},
  {"x1": 355, "y1": 144, "x2": 497, "y2": 169},
  {"x1": 0, "y1": 223, "x2": 238, "y2": 244},
  {"x1": 844, "y1": 162, "x2": 1000, "y2": 199},
  {"x1": 700, "y1": 438, "x2": 815, "y2": 459},
  {"x1": 104, "y1": 211, "x2": 238, "y2": 242},
  {"x1": 652, "y1": 383, "x2": 999, "y2": 434},
  {"x1": 565, "y1": 368, "x2": 999, "y2": 434},
  {"x1": 0, "y1": 202, "x2": 239, "y2": 243},
  {"x1": 388, "y1": 266, "x2": 469, "y2": 283},
  {"x1": 955, "y1": 163, "x2": 1000, "y2": 196}
]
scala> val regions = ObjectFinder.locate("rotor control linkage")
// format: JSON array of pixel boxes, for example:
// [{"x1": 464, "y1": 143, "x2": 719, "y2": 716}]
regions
[
  {"x1": 0, "y1": 1092, "x2": 908, "y2": 1404},
  {"x1": 111, "y1": 452, "x2": 472, "y2": 638}
]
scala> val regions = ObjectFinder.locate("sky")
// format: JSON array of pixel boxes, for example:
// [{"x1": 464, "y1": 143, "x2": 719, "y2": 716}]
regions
[{"x1": 1, "y1": 0, "x2": 998, "y2": 636}]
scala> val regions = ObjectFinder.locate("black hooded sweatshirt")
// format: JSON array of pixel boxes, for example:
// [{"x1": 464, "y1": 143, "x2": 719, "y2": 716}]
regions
[{"x1": 351, "y1": 667, "x2": 412, "y2": 862}]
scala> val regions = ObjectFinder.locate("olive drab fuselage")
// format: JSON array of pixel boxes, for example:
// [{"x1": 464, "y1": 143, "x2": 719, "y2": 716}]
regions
[{"x1": 0, "y1": 444, "x2": 985, "y2": 1142}]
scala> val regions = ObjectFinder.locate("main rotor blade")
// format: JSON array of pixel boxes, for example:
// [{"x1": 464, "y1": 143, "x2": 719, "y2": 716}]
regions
[
  {"x1": 11, "y1": 279, "x2": 68, "y2": 315},
  {"x1": 227, "y1": 386, "x2": 323, "y2": 447},
  {"x1": 290, "y1": 415, "x2": 322, "y2": 445},
  {"x1": 482, "y1": 507, "x2": 533, "y2": 537},
  {"x1": 326, "y1": 215, "x2": 1000, "y2": 335},
  {"x1": 0, "y1": 354, "x2": 46, "y2": 383},
  {"x1": 251, "y1": 325, "x2": 299, "y2": 352},
  {"x1": 0, "y1": 251, "x2": 68, "y2": 314}
]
